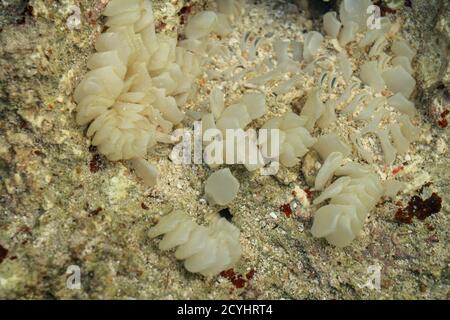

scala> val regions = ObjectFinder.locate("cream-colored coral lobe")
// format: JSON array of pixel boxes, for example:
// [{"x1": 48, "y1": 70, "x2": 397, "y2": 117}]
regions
[{"x1": 0, "y1": 0, "x2": 448, "y2": 299}]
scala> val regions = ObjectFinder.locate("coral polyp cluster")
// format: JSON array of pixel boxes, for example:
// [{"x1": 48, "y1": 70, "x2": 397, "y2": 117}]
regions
[
  {"x1": 74, "y1": 0, "x2": 208, "y2": 171},
  {"x1": 73, "y1": 0, "x2": 434, "y2": 275},
  {"x1": 0, "y1": 0, "x2": 448, "y2": 300}
]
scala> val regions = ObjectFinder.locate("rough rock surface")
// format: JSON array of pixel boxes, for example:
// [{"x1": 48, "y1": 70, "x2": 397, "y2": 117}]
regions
[{"x1": 0, "y1": 0, "x2": 448, "y2": 299}]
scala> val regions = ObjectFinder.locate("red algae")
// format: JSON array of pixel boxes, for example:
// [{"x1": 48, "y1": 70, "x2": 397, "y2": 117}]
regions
[
  {"x1": 438, "y1": 109, "x2": 449, "y2": 128},
  {"x1": 0, "y1": 244, "x2": 8, "y2": 264},
  {"x1": 220, "y1": 268, "x2": 256, "y2": 289},
  {"x1": 89, "y1": 154, "x2": 105, "y2": 173},
  {"x1": 395, "y1": 192, "x2": 442, "y2": 223},
  {"x1": 392, "y1": 166, "x2": 404, "y2": 175}
]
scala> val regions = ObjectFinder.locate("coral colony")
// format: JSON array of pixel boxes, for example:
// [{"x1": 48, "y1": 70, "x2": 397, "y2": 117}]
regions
[{"x1": 74, "y1": 0, "x2": 422, "y2": 275}]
